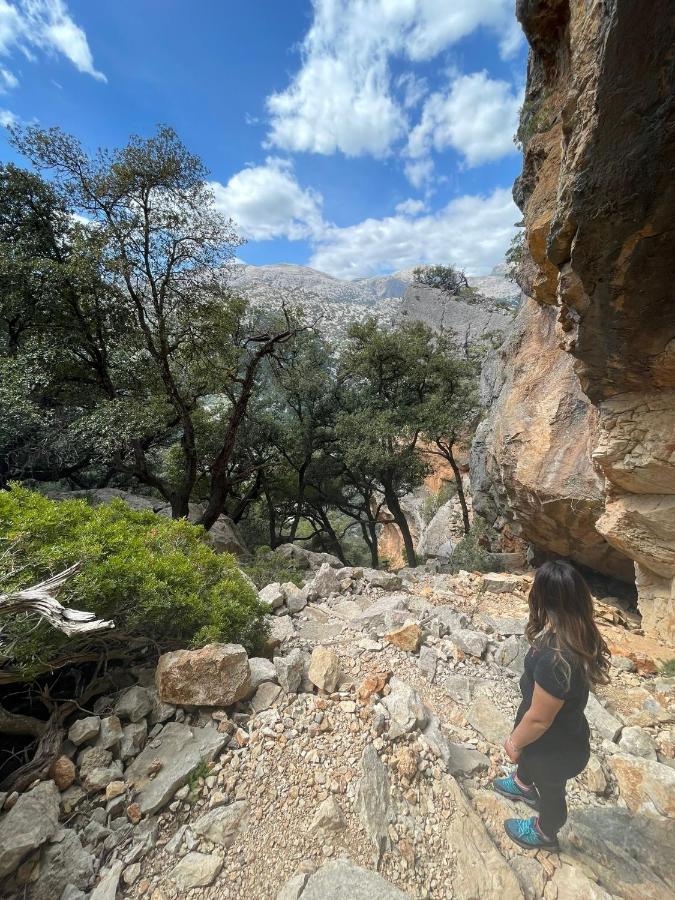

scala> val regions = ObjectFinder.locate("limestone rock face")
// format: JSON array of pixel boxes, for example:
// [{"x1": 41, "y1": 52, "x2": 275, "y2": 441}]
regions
[
  {"x1": 155, "y1": 643, "x2": 251, "y2": 707},
  {"x1": 471, "y1": 0, "x2": 675, "y2": 638}
]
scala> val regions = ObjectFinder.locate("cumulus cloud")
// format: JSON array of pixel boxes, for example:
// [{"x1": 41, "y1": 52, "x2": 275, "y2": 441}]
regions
[
  {"x1": 407, "y1": 71, "x2": 521, "y2": 170},
  {"x1": 394, "y1": 198, "x2": 427, "y2": 216},
  {"x1": 211, "y1": 157, "x2": 325, "y2": 242},
  {"x1": 309, "y1": 187, "x2": 519, "y2": 279},
  {"x1": 0, "y1": 0, "x2": 105, "y2": 85},
  {"x1": 265, "y1": 0, "x2": 522, "y2": 158}
]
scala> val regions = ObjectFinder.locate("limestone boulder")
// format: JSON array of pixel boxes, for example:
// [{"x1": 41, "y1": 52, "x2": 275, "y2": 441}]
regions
[
  {"x1": 608, "y1": 753, "x2": 675, "y2": 819},
  {"x1": 0, "y1": 780, "x2": 60, "y2": 879},
  {"x1": 277, "y1": 860, "x2": 410, "y2": 900},
  {"x1": 307, "y1": 647, "x2": 341, "y2": 693},
  {"x1": 155, "y1": 643, "x2": 250, "y2": 707}
]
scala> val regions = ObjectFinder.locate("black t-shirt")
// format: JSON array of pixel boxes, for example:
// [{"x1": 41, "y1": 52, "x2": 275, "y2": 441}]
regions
[{"x1": 515, "y1": 641, "x2": 590, "y2": 754}]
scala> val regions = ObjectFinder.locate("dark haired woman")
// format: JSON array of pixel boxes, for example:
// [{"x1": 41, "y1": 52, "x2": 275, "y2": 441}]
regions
[{"x1": 493, "y1": 560, "x2": 610, "y2": 850}]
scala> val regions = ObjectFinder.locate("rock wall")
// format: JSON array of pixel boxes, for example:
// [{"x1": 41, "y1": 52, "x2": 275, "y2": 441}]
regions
[{"x1": 472, "y1": 0, "x2": 675, "y2": 637}]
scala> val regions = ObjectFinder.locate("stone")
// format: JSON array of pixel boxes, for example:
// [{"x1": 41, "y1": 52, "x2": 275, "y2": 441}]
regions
[
  {"x1": 31, "y1": 828, "x2": 94, "y2": 900},
  {"x1": 123, "y1": 863, "x2": 141, "y2": 886},
  {"x1": 49, "y1": 755, "x2": 76, "y2": 791},
  {"x1": 618, "y1": 725, "x2": 658, "y2": 760},
  {"x1": 580, "y1": 754, "x2": 607, "y2": 794},
  {"x1": 105, "y1": 780, "x2": 126, "y2": 800},
  {"x1": 511, "y1": 857, "x2": 547, "y2": 900},
  {"x1": 611, "y1": 655, "x2": 637, "y2": 672},
  {"x1": 308, "y1": 562, "x2": 341, "y2": 598},
  {"x1": 428, "y1": 606, "x2": 469, "y2": 636},
  {"x1": 357, "y1": 594, "x2": 408, "y2": 632},
  {"x1": 95, "y1": 715, "x2": 123, "y2": 751},
  {"x1": 480, "y1": 573, "x2": 528, "y2": 594},
  {"x1": 419, "y1": 645, "x2": 437, "y2": 680},
  {"x1": 444, "y1": 775, "x2": 524, "y2": 898},
  {"x1": 420, "y1": 714, "x2": 453, "y2": 766},
  {"x1": 445, "y1": 742, "x2": 491, "y2": 776},
  {"x1": 357, "y1": 744, "x2": 395, "y2": 864},
  {"x1": 585, "y1": 693, "x2": 623, "y2": 741},
  {"x1": 482, "y1": 614, "x2": 528, "y2": 636},
  {"x1": 608, "y1": 753, "x2": 675, "y2": 818},
  {"x1": 452, "y1": 628, "x2": 489, "y2": 658},
  {"x1": 247, "y1": 657, "x2": 278, "y2": 694},
  {"x1": 277, "y1": 859, "x2": 410, "y2": 899},
  {"x1": 251, "y1": 681, "x2": 282, "y2": 713},
  {"x1": 0, "y1": 780, "x2": 60, "y2": 879},
  {"x1": 466, "y1": 696, "x2": 511, "y2": 746},
  {"x1": 259, "y1": 581, "x2": 285, "y2": 608},
  {"x1": 120, "y1": 720, "x2": 148, "y2": 761},
  {"x1": 274, "y1": 648, "x2": 305, "y2": 693},
  {"x1": 381, "y1": 677, "x2": 428, "y2": 739},
  {"x1": 192, "y1": 801, "x2": 249, "y2": 847},
  {"x1": 309, "y1": 796, "x2": 347, "y2": 835},
  {"x1": 273, "y1": 543, "x2": 342, "y2": 571},
  {"x1": 155, "y1": 643, "x2": 251, "y2": 706},
  {"x1": 124, "y1": 722, "x2": 227, "y2": 815},
  {"x1": 170, "y1": 852, "x2": 222, "y2": 890},
  {"x1": 114, "y1": 686, "x2": 154, "y2": 723},
  {"x1": 90, "y1": 861, "x2": 123, "y2": 900},
  {"x1": 268, "y1": 615, "x2": 296, "y2": 644},
  {"x1": 308, "y1": 646, "x2": 341, "y2": 693},
  {"x1": 68, "y1": 716, "x2": 101, "y2": 746},
  {"x1": 283, "y1": 582, "x2": 308, "y2": 613},
  {"x1": 561, "y1": 807, "x2": 675, "y2": 900},
  {"x1": 82, "y1": 762, "x2": 123, "y2": 794},
  {"x1": 385, "y1": 621, "x2": 423, "y2": 652},
  {"x1": 60, "y1": 887, "x2": 87, "y2": 900},
  {"x1": 550, "y1": 865, "x2": 613, "y2": 900},
  {"x1": 362, "y1": 569, "x2": 402, "y2": 591},
  {"x1": 494, "y1": 635, "x2": 529, "y2": 674},
  {"x1": 357, "y1": 671, "x2": 390, "y2": 701},
  {"x1": 445, "y1": 674, "x2": 483, "y2": 704}
]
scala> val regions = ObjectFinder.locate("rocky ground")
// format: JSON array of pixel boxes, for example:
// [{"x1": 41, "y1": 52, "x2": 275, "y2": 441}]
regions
[{"x1": 1, "y1": 552, "x2": 673, "y2": 900}]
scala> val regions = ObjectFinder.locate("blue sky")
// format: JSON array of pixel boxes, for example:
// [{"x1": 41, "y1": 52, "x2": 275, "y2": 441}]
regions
[{"x1": 0, "y1": 0, "x2": 527, "y2": 278}]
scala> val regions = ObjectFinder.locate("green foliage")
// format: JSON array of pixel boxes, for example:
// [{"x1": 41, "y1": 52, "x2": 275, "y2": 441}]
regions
[
  {"x1": 412, "y1": 264, "x2": 468, "y2": 296},
  {"x1": 242, "y1": 546, "x2": 304, "y2": 589},
  {"x1": 505, "y1": 232, "x2": 525, "y2": 285},
  {"x1": 187, "y1": 759, "x2": 212, "y2": 796},
  {"x1": 659, "y1": 658, "x2": 675, "y2": 677},
  {"x1": 421, "y1": 481, "x2": 457, "y2": 524},
  {"x1": 0, "y1": 486, "x2": 270, "y2": 680},
  {"x1": 446, "y1": 517, "x2": 493, "y2": 574}
]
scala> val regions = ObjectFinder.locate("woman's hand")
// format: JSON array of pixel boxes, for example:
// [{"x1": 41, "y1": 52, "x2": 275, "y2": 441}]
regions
[{"x1": 504, "y1": 735, "x2": 521, "y2": 763}]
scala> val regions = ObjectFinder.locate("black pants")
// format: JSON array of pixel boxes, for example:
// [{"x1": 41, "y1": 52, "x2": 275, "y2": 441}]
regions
[{"x1": 516, "y1": 745, "x2": 589, "y2": 837}]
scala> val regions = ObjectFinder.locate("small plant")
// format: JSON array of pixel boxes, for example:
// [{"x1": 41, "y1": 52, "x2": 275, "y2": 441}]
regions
[
  {"x1": 446, "y1": 517, "x2": 494, "y2": 574},
  {"x1": 412, "y1": 265, "x2": 468, "y2": 297},
  {"x1": 421, "y1": 481, "x2": 457, "y2": 524},
  {"x1": 659, "y1": 658, "x2": 675, "y2": 677},
  {"x1": 187, "y1": 759, "x2": 212, "y2": 797},
  {"x1": 242, "y1": 546, "x2": 304, "y2": 589}
]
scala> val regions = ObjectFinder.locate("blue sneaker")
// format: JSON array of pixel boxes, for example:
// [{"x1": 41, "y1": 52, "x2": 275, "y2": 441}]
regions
[
  {"x1": 493, "y1": 774, "x2": 540, "y2": 809},
  {"x1": 504, "y1": 816, "x2": 559, "y2": 851}
]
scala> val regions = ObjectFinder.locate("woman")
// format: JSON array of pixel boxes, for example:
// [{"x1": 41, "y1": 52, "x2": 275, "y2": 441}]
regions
[{"x1": 493, "y1": 560, "x2": 610, "y2": 850}]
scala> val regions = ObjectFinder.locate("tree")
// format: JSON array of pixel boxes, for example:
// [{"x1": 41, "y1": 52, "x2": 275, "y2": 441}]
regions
[
  {"x1": 412, "y1": 264, "x2": 468, "y2": 296},
  {"x1": 8, "y1": 126, "x2": 301, "y2": 526}
]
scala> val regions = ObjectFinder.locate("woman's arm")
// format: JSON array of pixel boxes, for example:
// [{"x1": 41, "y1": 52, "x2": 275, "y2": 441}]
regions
[{"x1": 505, "y1": 683, "x2": 564, "y2": 761}]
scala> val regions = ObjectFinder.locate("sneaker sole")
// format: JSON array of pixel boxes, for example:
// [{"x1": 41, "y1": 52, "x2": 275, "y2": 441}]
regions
[
  {"x1": 503, "y1": 821, "x2": 559, "y2": 852},
  {"x1": 493, "y1": 783, "x2": 540, "y2": 810}
]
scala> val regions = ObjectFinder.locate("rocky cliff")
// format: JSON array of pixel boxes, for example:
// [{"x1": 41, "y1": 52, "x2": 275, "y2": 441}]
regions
[{"x1": 471, "y1": 0, "x2": 675, "y2": 637}]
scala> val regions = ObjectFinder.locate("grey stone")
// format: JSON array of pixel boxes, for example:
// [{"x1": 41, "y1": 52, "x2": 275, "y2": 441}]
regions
[
  {"x1": 68, "y1": 716, "x2": 101, "y2": 746},
  {"x1": 480, "y1": 572, "x2": 528, "y2": 593},
  {"x1": 274, "y1": 648, "x2": 305, "y2": 693},
  {"x1": 0, "y1": 780, "x2": 60, "y2": 879},
  {"x1": 444, "y1": 675, "x2": 489, "y2": 705},
  {"x1": 494, "y1": 634, "x2": 529, "y2": 673},
  {"x1": 283, "y1": 582, "x2": 308, "y2": 613},
  {"x1": 170, "y1": 851, "x2": 222, "y2": 890},
  {"x1": 452, "y1": 628, "x2": 489, "y2": 658},
  {"x1": 269, "y1": 615, "x2": 296, "y2": 643},
  {"x1": 60, "y1": 886, "x2": 87, "y2": 900},
  {"x1": 259, "y1": 582, "x2": 285, "y2": 609},
  {"x1": 585, "y1": 692, "x2": 623, "y2": 741},
  {"x1": 610, "y1": 655, "x2": 637, "y2": 672},
  {"x1": 466, "y1": 696, "x2": 511, "y2": 746},
  {"x1": 90, "y1": 861, "x2": 123, "y2": 900},
  {"x1": 124, "y1": 722, "x2": 227, "y2": 815},
  {"x1": 114, "y1": 686, "x2": 153, "y2": 723},
  {"x1": 361, "y1": 569, "x2": 403, "y2": 591},
  {"x1": 309, "y1": 796, "x2": 347, "y2": 834},
  {"x1": 482, "y1": 614, "x2": 528, "y2": 636},
  {"x1": 192, "y1": 801, "x2": 249, "y2": 847},
  {"x1": 149, "y1": 695, "x2": 176, "y2": 726},
  {"x1": 618, "y1": 725, "x2": 658, "y2": 760},
  {"x1": 278, "y1": 859, "x2": 410, "y2": 899},
  {"x1": 357, "y1": 594, "x2": 409, "y2": 632},
  {"x1": 247, "y1": 657, "x2": 278, "y2": 694},
  {"x1": 94, "y1": 715, "x2": 123, "y2": 751},
  {"x1": 120, "y1": 720, "x2": 148, "y2": 761},
  {"x1": 381, "y1": 677, "x2": 428, "y2": 739},
  {"x1": 251, "y1": 682, "x2": 282, "y2": 712},
  {"x1": 82, "y1": 761, "x2": 123, "y2": 794},
  {"x1": 421, "y1": 714, "x2": 453, "y2": 766},
  {"x1": 427, "y1": 606, "x2": 469, "y2": 636},
  {"x1": 419, "y1": 645, "x2": 437, "y2": 680},
  {"x1": 357, "y1": 745, "x2": 395, "y2": 864},
  {"x1": 445, "y1": 743, "x2": 490, "y2": 776},
  {"x1": 32, "y1": 828, "x2": 94, "y2": 900},
  {"x1": 560, "y1": 807, "x2": 675, "y2": 900},
  {"x1": 308, "y1": 562, "x2": 341, "y2": 598}
]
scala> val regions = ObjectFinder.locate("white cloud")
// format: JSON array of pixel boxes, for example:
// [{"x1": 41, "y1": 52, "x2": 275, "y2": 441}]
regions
[
  {"x1": 265, "y1": 0, "x2": 522, "y2": 159},
  {"x1": 404, "y1": 157, "x2": 435, "y2": 189},
  {"x1": 0, "y1": 0, "x2": 105, "y2": 84},
  {"x1": 407, "y1": 71, "x2": 521, "y2": 179},
  {"x1": 211, "y1": 157, "x2": 325, "y2": 242},
  {"x1": 394, "y1": 198, "x2": 427, "y2": 216},
  {"x1": 0, "y1": 105, "x2": 17, "y2": 125},
  {"x1": 309, "y1": 187, "x2": 518, "y2": 279},
  {"x1": 0, "y1": 63, "x2": 17, "y2": 90}
]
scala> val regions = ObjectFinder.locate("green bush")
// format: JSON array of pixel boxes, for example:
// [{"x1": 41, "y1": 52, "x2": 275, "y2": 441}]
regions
[
  {"x1": 446, "y1": 517, "x2": 493, "y2": 574},
  {"x1": 242, "y1": 546, "x2": 304, "y2": 590},
  {"x1": 659, "y1": 658, "x2": 675, "y2": 677},
  {"x1": 0, "y1": 485, "x2": 270, "y2": 680}
]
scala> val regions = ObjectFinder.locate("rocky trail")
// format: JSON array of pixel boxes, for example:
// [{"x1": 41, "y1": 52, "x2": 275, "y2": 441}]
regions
[{"x1": 1, "y1": 552, "x2": 674, "y2": 900}]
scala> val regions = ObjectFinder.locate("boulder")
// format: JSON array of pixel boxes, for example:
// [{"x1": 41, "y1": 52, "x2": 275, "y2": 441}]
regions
[
  {"x1": 585, "y1": 693, "x2": 623, "y2": 741},
  {"x1": 451, "y1": 629, "x2": 489, "y2": 658},
  {"x1": 381, "y1": 677, "x2": 428, "y2": 739},
  {"x1": 550, "y1": 864, "x2": 613, "y2": 900},
  {"x1": 466, "y1": 696, "x2": 511, "y2": 746},
  {"x1": 114, "y1": 686, "x2": 153, "y2": 723},
  {"x1": 480, "y1": 573, "x2": 529, "y2": 594},
  {"x1": 357, "y1": 594, "x2": 409, "y2": 632},
  {"x1": 427, "y1": 606, "x2": 469, "y2": 636},
  {"x1": 308, "y1": 562, "x2": 341, "y2": 598},
  {"x1": 124, "y1": 722, "x2": 227, "y2": 815},
  {"x1": 251, "y1": 682, "x2": 282, "y2": 713},
  {"x1": 385, "y1": 621, "x2": 423, "y2": 652},
  {"x1": 277, "y1": 859, "x2": 410, "y2": 900},
  {"x1": 247, "y1": 657, "x2": 279, "y2": 694},
  {"x1": 618, "y1": 725, "x2": 658, "y2": 760},
  {"x1": 445, "y1": 743, "x2": 491, "y2": 776},
  {"x1": 94, "y1": 715, "x2": 123, "y2": 751},
  {"x1": 268, "y1": 615, "x2": 296, "y2": 644},
  {"x1": 68, "y1": 716, "x2": 101, "y2": 746},
  {"x1": 608, "y1": 753, "x2": 675, "y2": 818},
  {"x1": 309, "y1": 796, "x2": 347, "y2": 835},
  {"x1": 362, "y1": 569, "x2": 402, "y2": 591},
  {"x1": 308, "y1": 647, "x2": 341, "y2": 693},
  {"x1": 120, "y1": 720, "x2": 148, "y2": 761},
  {"x1": 31, "y1": 828, "x2": 94, "y2": 900},
  {"x1": 0, "y1": 780, "x2": 60, "y2": 879},
  {"x1": 274, "y1": 648, "x2": 305, "y2": 693},
  {"x1": 155, "y1": 643, "x2": 251, "y2": 706},
  {"x1": 259, "y1": 582, "x2": 285, "y2": 609},
  {"x1": 192, "y1": 801, "x2": 249, "y2": 847},
  {"x1": 89, "y1": 861, "x2": 123, "y2": 900},
  {"x1": 170, "y1": 852, "x2": 222, "y2": 890},
  {"x1": 494, "y1": 634, "x2": 529, "y2": 674},
  {"x1": 283, "y1": 582, "x2": 308, "y2": 613},
  {"x1": 418, "y1": 645, "x2": 437, "y2": 680},
  {"x1": 357, "y1": 745, "x2": 395, "y2": 864},
  {"x1": 273, "y1": 544, "x2": 342, "y2": 571}
]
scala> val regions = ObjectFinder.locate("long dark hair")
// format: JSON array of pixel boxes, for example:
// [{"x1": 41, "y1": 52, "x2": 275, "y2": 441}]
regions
[{"x1": 526, "y1": 560, "x2": 610, "y2": 686}]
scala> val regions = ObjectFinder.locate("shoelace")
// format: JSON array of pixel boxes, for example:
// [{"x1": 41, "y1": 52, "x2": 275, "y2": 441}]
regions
[
  {"x1": 500, "y1": 775, "x2": 532, "y2": 797},
  {"x1": 512, "y1": 817, "x2": 541, "y2": 844}
]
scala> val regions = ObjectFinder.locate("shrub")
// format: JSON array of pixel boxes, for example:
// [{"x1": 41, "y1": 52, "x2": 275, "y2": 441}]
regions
[
  {"x1": 446, "y1": 517, "x2": 493, "y2": 574},
  {"x1": 421, "y1": 481, "x2": 457, "y2": 524},
  {"x1": 242, "y1": 545, "x2": 304, "y2": 589},
  {"x1": 659, "y1": 658, "x2": 675, "y2": 677},
  {"x1": 0, "y1": 485, "x2": 270, "y2": 680}
]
